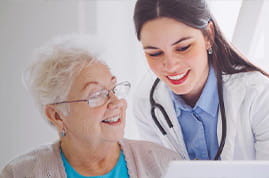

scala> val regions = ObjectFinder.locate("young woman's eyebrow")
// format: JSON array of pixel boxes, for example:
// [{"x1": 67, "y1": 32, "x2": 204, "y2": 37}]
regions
[
  {"x1": 171, "y1": 36, "x2": 192, "y2": 46},
  {"x1": 143, "y1": 36, "x2": 192, "y2": 50},
  {"x1": 143, "y1": 46, "x2": 159, "y2": 50}
]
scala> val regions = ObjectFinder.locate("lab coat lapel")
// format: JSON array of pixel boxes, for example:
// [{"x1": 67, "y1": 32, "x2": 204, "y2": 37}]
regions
[
  {"x1": 154, "y1": 80, "x2": 189, "y2": 159},
  {"x1": 217, "y1": 75, "x2": 246, "y2": 160}
]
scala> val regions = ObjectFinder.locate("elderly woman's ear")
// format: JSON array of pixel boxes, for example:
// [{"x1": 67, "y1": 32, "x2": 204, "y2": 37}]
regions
[{"x1": 45, "y1": 105, "x2": 64, "y2": 131}]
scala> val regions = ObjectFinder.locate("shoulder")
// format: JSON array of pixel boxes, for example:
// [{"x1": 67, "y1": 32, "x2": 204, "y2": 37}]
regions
[
  {"x1": 133, "y1": 71, "x2": 169, "y2": 110},
  {"x1": 133, "y1": 71, "x2": 156, "y2": 99},
  {"x1": 7, "y1": 142, "x2": 58, "y2": 166},
  {"x1": 120, "y1": 139, "x2": 180, "y2": 160},
  {"x1": 223, "y1": 71, "x2": 269, "y2": 98},
  {"x1": 223, "y1": 71, "x2": 269, "y2": 88},
  {"x1": 0, "y1": 142, "x2": 61, "y2": 177},
  {"x1": 120, "y1": 139, "x2": 180, "y2": 178},
  {"x1": 222, "y1": 72, "x2": 269, "y2": 122},
  {"x1": 132, "y1": 71, "x2": 157, "y2": 116}
]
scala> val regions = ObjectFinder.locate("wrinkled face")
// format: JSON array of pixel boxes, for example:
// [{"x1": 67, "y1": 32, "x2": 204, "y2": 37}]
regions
[
  {"x1": 61, "y1": 62, "x2": 127, "y2": 145},
  {"x1": 140, "y1": 17, "x2": 211, "y2": 99}
]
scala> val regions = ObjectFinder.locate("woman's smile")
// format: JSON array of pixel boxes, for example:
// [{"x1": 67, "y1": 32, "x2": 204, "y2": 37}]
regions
[
  {"x1": 101, "y1": 115, "x2": 122, "y2": 126},
  {"x1": 166, "y1": 70, "x2": 190, "y2": 85}
]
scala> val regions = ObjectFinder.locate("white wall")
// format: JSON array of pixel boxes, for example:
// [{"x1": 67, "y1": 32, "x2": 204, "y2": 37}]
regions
[
  {"x1": 209, "y1": 0, "x2": 269, "y2": 72},
  {"x1": 208, "y1": 0, "x2": 242, "y2": 41},
  {"x1": 232, "y1": 0, "x2": 269, "y2": 72},
  {"x1": 0, "y1": 0, "x2": 83, "y2": 169}
]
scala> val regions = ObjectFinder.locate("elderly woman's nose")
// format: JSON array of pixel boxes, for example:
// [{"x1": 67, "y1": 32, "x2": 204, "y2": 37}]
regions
[{"x1": 107, "y1": 96, "x2": 125, "y2": 110}]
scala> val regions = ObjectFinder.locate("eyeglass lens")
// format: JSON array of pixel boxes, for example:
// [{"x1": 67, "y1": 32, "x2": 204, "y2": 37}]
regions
[{"x1": 87, "y1": 81, "x2": 130, "y2": 107}]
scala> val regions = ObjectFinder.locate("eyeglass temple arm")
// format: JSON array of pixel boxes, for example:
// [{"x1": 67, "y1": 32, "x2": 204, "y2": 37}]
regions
[{"x1": 52, "y1": 99, "x2": 88, "y2": 105}]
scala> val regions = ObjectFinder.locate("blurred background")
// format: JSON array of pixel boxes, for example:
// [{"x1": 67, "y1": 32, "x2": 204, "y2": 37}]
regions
[{"x1": 0, "y1": 0, "x2": 268, "y2": 169}]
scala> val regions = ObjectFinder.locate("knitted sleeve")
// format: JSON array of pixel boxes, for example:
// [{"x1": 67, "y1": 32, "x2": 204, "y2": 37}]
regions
[{"x1": 120, "y1": 139, "x2": 182, "y2": 178}]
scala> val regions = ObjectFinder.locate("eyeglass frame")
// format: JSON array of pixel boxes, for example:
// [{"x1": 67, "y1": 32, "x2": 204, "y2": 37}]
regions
[{"x1": 50, "y1": 81, "x2": 131, "y2": 108}]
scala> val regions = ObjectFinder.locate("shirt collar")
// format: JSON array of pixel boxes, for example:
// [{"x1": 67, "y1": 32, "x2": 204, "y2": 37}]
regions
[
  {"x1": 169, "y1": 65, "x2": 219, "y2": 117},
  {"x1": 196, "y1": 65, "x2": 219, "y2": 117}
]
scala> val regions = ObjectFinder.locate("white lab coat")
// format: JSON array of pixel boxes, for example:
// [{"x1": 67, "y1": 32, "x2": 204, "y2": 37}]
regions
[{"x1": 133, "y1": 71, "x2": 269, "y2": 160}]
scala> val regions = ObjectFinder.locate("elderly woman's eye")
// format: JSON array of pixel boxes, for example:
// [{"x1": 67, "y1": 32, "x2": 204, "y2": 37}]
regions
[
  {"x1": 176, "y1": 45, "x2": 191, "y2": 52},
  {"x1": 89, "y1": 90, "x2": 107, "y2": 99},
  {"x1": 148, "y1": 51, "x2": 163, "y2": 57}
]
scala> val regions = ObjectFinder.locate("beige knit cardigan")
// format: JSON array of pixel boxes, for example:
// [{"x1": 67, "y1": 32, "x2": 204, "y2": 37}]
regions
[{"x1": 0, "y1": 139, "x2": 181, "y2": 178}]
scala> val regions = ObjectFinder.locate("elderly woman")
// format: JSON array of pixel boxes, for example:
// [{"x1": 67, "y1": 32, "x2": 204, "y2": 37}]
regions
[{"x1": 0, "y1": 36, "x2": 180, "y2": 178}]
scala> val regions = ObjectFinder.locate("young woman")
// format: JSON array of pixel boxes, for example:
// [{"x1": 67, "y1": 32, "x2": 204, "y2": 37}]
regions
[{"x1": 133, "y1": 0, "x2": 269, "y2": 160}]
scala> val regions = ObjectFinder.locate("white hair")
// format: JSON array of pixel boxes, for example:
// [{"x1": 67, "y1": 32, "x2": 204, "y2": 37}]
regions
[{"x1": 24, "y1": 34, "x2": 107, "y2": 117}]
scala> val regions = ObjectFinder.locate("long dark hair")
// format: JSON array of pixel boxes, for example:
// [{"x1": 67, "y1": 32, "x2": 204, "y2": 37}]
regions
[{"x1": 134, "y1": 0, "x2": 268, "y2": 159}]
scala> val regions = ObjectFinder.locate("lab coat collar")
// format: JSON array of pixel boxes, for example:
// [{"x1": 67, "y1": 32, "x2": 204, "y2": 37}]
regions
[
  {"x1": 154, "y1": 79, "x2": 190, "y2": 159},
  {"x1": 217, "y1": 74, "x2": 246, "y2": 160}
]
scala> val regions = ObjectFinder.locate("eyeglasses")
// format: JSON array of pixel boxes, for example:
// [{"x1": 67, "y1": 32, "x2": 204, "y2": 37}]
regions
[{"x1": 51, "y1": 81, "x2": 131, "y2": 108}]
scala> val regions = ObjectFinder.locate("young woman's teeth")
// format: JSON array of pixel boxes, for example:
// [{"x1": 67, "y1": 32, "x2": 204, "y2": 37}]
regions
[
  {"x1": 168, "y1": 73, "x2": 186, "y2": 80},
  {"x1": 103, "y1": 116, "x2": 120, "y2": 123}
]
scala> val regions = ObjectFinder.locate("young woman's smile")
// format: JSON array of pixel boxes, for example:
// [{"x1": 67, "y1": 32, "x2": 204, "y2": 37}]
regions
[{"x1": 166, "y1": 70, "x2": 190, "y2": 85}]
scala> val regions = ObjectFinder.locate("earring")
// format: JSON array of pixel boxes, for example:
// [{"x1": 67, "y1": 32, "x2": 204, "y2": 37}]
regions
[
  {"x1": 61, "y1": 128, "x2": 66, "y2": 137},
  {"x1": 208, "y1": 47, "x2": 213, "y2": 55}
]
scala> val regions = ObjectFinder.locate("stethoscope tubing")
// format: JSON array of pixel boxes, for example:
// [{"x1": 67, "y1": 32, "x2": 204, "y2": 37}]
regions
[{"x1": 150, "y1": 78, "x2": 226, "y2": 160}]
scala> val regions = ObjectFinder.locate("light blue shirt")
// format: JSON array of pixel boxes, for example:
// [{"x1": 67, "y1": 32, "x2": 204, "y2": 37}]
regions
[
  {"x1": 169, "y1": 66, "x2": 219, "y2": 160},
  {"x1": 61, "y1": 150, "x2": 129, "y2": 178}
]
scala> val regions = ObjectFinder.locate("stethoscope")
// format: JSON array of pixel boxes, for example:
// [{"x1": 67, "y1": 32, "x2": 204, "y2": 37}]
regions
[{"x1": 150, "y1": 78, "x2": 226, "y2": 160}]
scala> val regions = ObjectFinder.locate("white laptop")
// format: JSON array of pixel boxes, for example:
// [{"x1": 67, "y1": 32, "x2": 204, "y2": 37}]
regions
[{"x1": 163, "y1": 161, "x2": 269, "y2": 178}]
